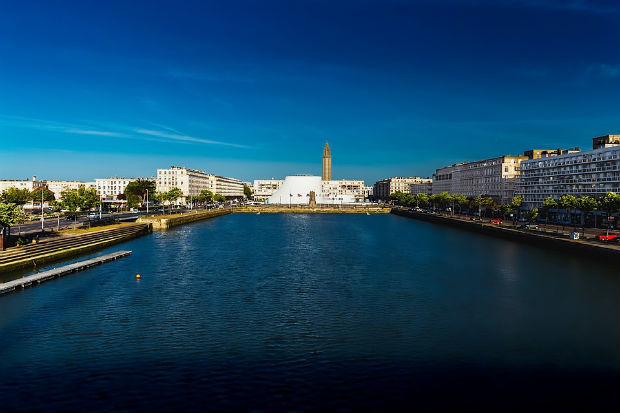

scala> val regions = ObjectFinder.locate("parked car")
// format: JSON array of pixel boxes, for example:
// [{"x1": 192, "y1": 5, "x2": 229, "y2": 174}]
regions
[
  {"x1": 596, "y1": 234, "x2": 618, "y2": 242},
  {"x1": 491, "y1": 218, "x2": 503, "y2": 224},
  {"x1": 65, "y1": 214, "x2": 77, "y2": 220},
  {"x1": 87, "y1": 212, "x2": 98, "y2": 219},
  {"x1": 470, "y1": 216, "x2": 482, "y2": 221},
  {"x1": 520, "y1": 223, "x2": 539, "y2": 230}
]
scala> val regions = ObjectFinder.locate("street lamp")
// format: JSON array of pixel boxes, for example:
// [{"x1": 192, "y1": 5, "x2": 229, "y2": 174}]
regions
[
  {"x1": 40, "y1": 188, "x2": 44, "y2": 232},
  {"x1": 146, "y1": 189, "x2": 149, "y2": 215}
]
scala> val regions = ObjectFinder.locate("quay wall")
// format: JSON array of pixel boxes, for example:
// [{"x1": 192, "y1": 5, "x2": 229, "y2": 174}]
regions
[
  {"x1": 233, "y1": 206, "x2": 391, "y2": 214},
  {"x1": 392, "y1": 208, "x2": 620, "y2": 261},
  {"x1": 138, "y1": 209, "x2": 231, "y2": 230},
  {"x1": 0, "y1": 224, "x2": 151, "y2": 274}
]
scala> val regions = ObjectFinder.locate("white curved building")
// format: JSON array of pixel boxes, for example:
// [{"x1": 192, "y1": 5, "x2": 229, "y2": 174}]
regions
[
  {"x1": 266, "y1": 175, "x2": 360, "y2": 205},
  {"x1": 266, "y1": 175, "x2": 322, "y2": 205}
]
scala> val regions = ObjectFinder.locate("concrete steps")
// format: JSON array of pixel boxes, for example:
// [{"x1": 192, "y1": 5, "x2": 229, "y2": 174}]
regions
[{"x1": 0, "y1": 224, "x2": 150, "y2": 273}]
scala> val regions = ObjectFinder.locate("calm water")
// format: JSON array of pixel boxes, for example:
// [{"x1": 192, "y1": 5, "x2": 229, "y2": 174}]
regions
[{"x1": 0, "y1": 214, "x2": 618, "y2": 412}]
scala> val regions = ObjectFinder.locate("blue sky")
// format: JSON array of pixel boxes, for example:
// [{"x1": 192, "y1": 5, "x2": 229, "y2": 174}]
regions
[{"x1": 0, "y1": 0, "x2": 618, "y2": 183}]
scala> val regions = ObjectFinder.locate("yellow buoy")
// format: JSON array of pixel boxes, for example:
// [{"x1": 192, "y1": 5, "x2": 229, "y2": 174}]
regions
[{"x1": 136, "y1": 273, "x2": 141, "y2": 279}]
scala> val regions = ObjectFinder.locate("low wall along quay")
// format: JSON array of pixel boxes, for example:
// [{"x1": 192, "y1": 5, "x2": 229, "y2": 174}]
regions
[
  {"x1": 392, "y1": 208, "x2": 620, "y2": 261},
  {"x1": 138, "y1": 209, "x2": 232, "y2": 230},
  {"x1": 0, "y1": 223, "x2": 151, "y2": 273},
  {"x1": 233, "y1": 205, "x2": 392, "y2": 214}
]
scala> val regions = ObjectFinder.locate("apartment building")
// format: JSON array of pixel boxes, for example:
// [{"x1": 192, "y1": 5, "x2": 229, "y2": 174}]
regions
[
  {"x1": 215, "y1": 176, "x2": 244, "y2": 199},
  {"x1": 517, "y1": 137, "x2": 620, "y2": 210},
  {"x1": 373, "y1": 177, "x2": 430, "y2": 200},
  {"x1": 432, "y1": 156, "x2": 527, "y2": 204},
  {"x1": 322, "y1": 179, "x2": 366, "y2": 202},
  {"x1": 409, "y1": 180, "x2": 433, "y2": 195},
  {"x1": 95, "y1": 177, "x2": 138, "y2": 200},
  {"x1": 253, "y1": 179, "x2": 284, "y2": 201}
]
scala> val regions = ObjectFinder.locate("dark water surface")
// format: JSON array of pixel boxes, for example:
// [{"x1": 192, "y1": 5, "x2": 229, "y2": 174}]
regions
[{"x1": 0, "y1": 214, "x2": 618, "y2": 412}]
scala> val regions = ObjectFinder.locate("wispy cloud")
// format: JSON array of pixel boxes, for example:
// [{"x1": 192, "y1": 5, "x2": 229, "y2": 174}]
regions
[
  {"x1": 64, "y1": 128, "x2": 127, "y2": 137},
  {"x1": 0, "y1": 114, "x2": 249, "y2": 149},
  {"x1": 135, "y1": 128, "x2": 248, "y2": 148}
]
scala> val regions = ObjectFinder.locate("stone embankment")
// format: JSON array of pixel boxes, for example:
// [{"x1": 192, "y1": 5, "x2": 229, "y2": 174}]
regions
[
  {"x1": 233, "y1": 206, "x2": 392, "y2": 214},
  {"x1": 392, "y1": 208, "x2": 620, "y2": 261},
  {"x1": 0, "y1": 223, "x2": 151, "y2": 273},
  {"x1": 138, "y1": 209, "x2": 231, "y2": 230}
]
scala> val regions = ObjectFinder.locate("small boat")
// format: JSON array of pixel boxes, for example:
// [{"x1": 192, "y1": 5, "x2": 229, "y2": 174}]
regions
[
  {"x1": 366, "y1": 212, "x2": 370, "y2": 216},
  {"x1": 256, "y1": 211, "x2": 261, "y2": 215}
]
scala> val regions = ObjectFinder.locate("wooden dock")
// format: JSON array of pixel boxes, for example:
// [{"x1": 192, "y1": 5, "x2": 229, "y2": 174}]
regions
[{"x1": 0, "y1": 250, "x2": 131, "y2": 296}]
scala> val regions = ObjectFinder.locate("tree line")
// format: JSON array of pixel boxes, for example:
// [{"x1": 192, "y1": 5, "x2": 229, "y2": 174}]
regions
[{"x1": 389, "y1": 191, "x2": 620, "y2": 225}]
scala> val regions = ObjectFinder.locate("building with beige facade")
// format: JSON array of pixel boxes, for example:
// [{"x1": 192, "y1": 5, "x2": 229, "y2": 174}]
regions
[
  {"x1": 373, "y1": 177, "x2": 431, "y2": 200},
  {"x1": 432, "y1": 155, "x2": 528, "y2": 204},
  {"x1": 156, "y1": 166, "x2": 215, "y2": 204},
  {"x1": 156, "y1": 166, "x2": 244, "y2": 203},
  {"x1": 253, "y1": 179, "x2": 284, "y2": 201}
]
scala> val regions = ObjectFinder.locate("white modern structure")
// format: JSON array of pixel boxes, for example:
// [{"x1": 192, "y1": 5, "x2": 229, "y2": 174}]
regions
[
  {"x1": 266, "y1": 175, "x2": 361, "y2": 205},
  {"x1": 518, "y1": 141, "x2": 620, "y2": 210}
]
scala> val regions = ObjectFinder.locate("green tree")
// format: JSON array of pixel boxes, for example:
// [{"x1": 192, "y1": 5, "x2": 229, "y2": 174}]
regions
[
  {"x1": 541, "y1": 197, "x2": 558, "y2": 226},
  {"x1": 124, "y1": 179, "x2": 156, "y2": 207},
  {"x1": 390, "y1": 191, "x2": 407, "y2": 205},
  {"x1": 511, "y1": 195, "x2": 522, "y2": 221},
  {"x1": 1, "y1": 187, "x2": 32, "y2": 205},
  {"x1": 599, "y1": 191, "x2": 620, "y2": 214},
  {"x1": 527, "y1": 208, "x2": 539, "y2": 223},
  {"x1": 80, "y1": 187, "x2": 101, "y2": 211},
  {"x1": 196, "y1": 189, "x2": 214, "y2": 204},
  {"x1": 599, "y1": 192, "x2": 620, "y2": 236},
  {"x1": 31, "y1": 186, "x2": 55, "y2": 203},
  {"x1": 501, "y1": 204, "x2": 512, "y2": 220},
  {"x1": 243, "y1": 185, "x2": 253, "y2": 198},
  {"x1": 12, "y1": 207, "x2": 27, "y2": 236},
  {"x1": 0, "y1": 203, "x2": 18, "y2": 227},
  {"x1": 470, "y1": 195, "x2": 483, "y2": 216},
  {"x1": 415, "y1": 193, "x2": 429, "y2": 208},
  {"x1": 452, "y1": 194, "x2": 467, "y2": 215},
  {"x1": 213, "y1": 193, "x2": 226, "y2": 203},
  {"x1": 60, "y1": 188, "x2": 82, "y2": 224},
  {"x1": 559, "y1": 194, "x2": 578, "y2": 225},
  {"x1": 578, "y1": 196, "x2": 598, "y2": 231}
]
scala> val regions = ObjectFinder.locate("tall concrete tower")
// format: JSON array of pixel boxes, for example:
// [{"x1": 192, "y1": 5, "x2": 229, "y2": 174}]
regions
[{"x1": 322, "y1": 142, "x2": 332, "y2": 181}]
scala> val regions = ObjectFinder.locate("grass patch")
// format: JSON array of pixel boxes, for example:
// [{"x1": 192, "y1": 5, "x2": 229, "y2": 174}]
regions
[{"x1": 59, "y1": 222, "x2": 135, "y2": 235}]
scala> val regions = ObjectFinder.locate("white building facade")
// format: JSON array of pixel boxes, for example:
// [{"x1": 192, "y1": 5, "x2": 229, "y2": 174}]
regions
[
  {"x1": 214, "y1": 176, "x2": 244, "y2": 199},
  {"x1": 253, "y1": 179, "x2": 284, "y2": 201},
  {"x1": 517, "y1": 145, "x2": 620, "y2": 210},
  {"x1": 321, "y1": 179, "x2": 366, "y2": 203},
  {"x1": 95, "y1": 178, "x2": 137, "y2": 201}
]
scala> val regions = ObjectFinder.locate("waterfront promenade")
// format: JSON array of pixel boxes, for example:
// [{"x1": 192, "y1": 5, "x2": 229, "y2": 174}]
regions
[{"x1": 392, "y1": 207, "x2": 620, "y2": 260}]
